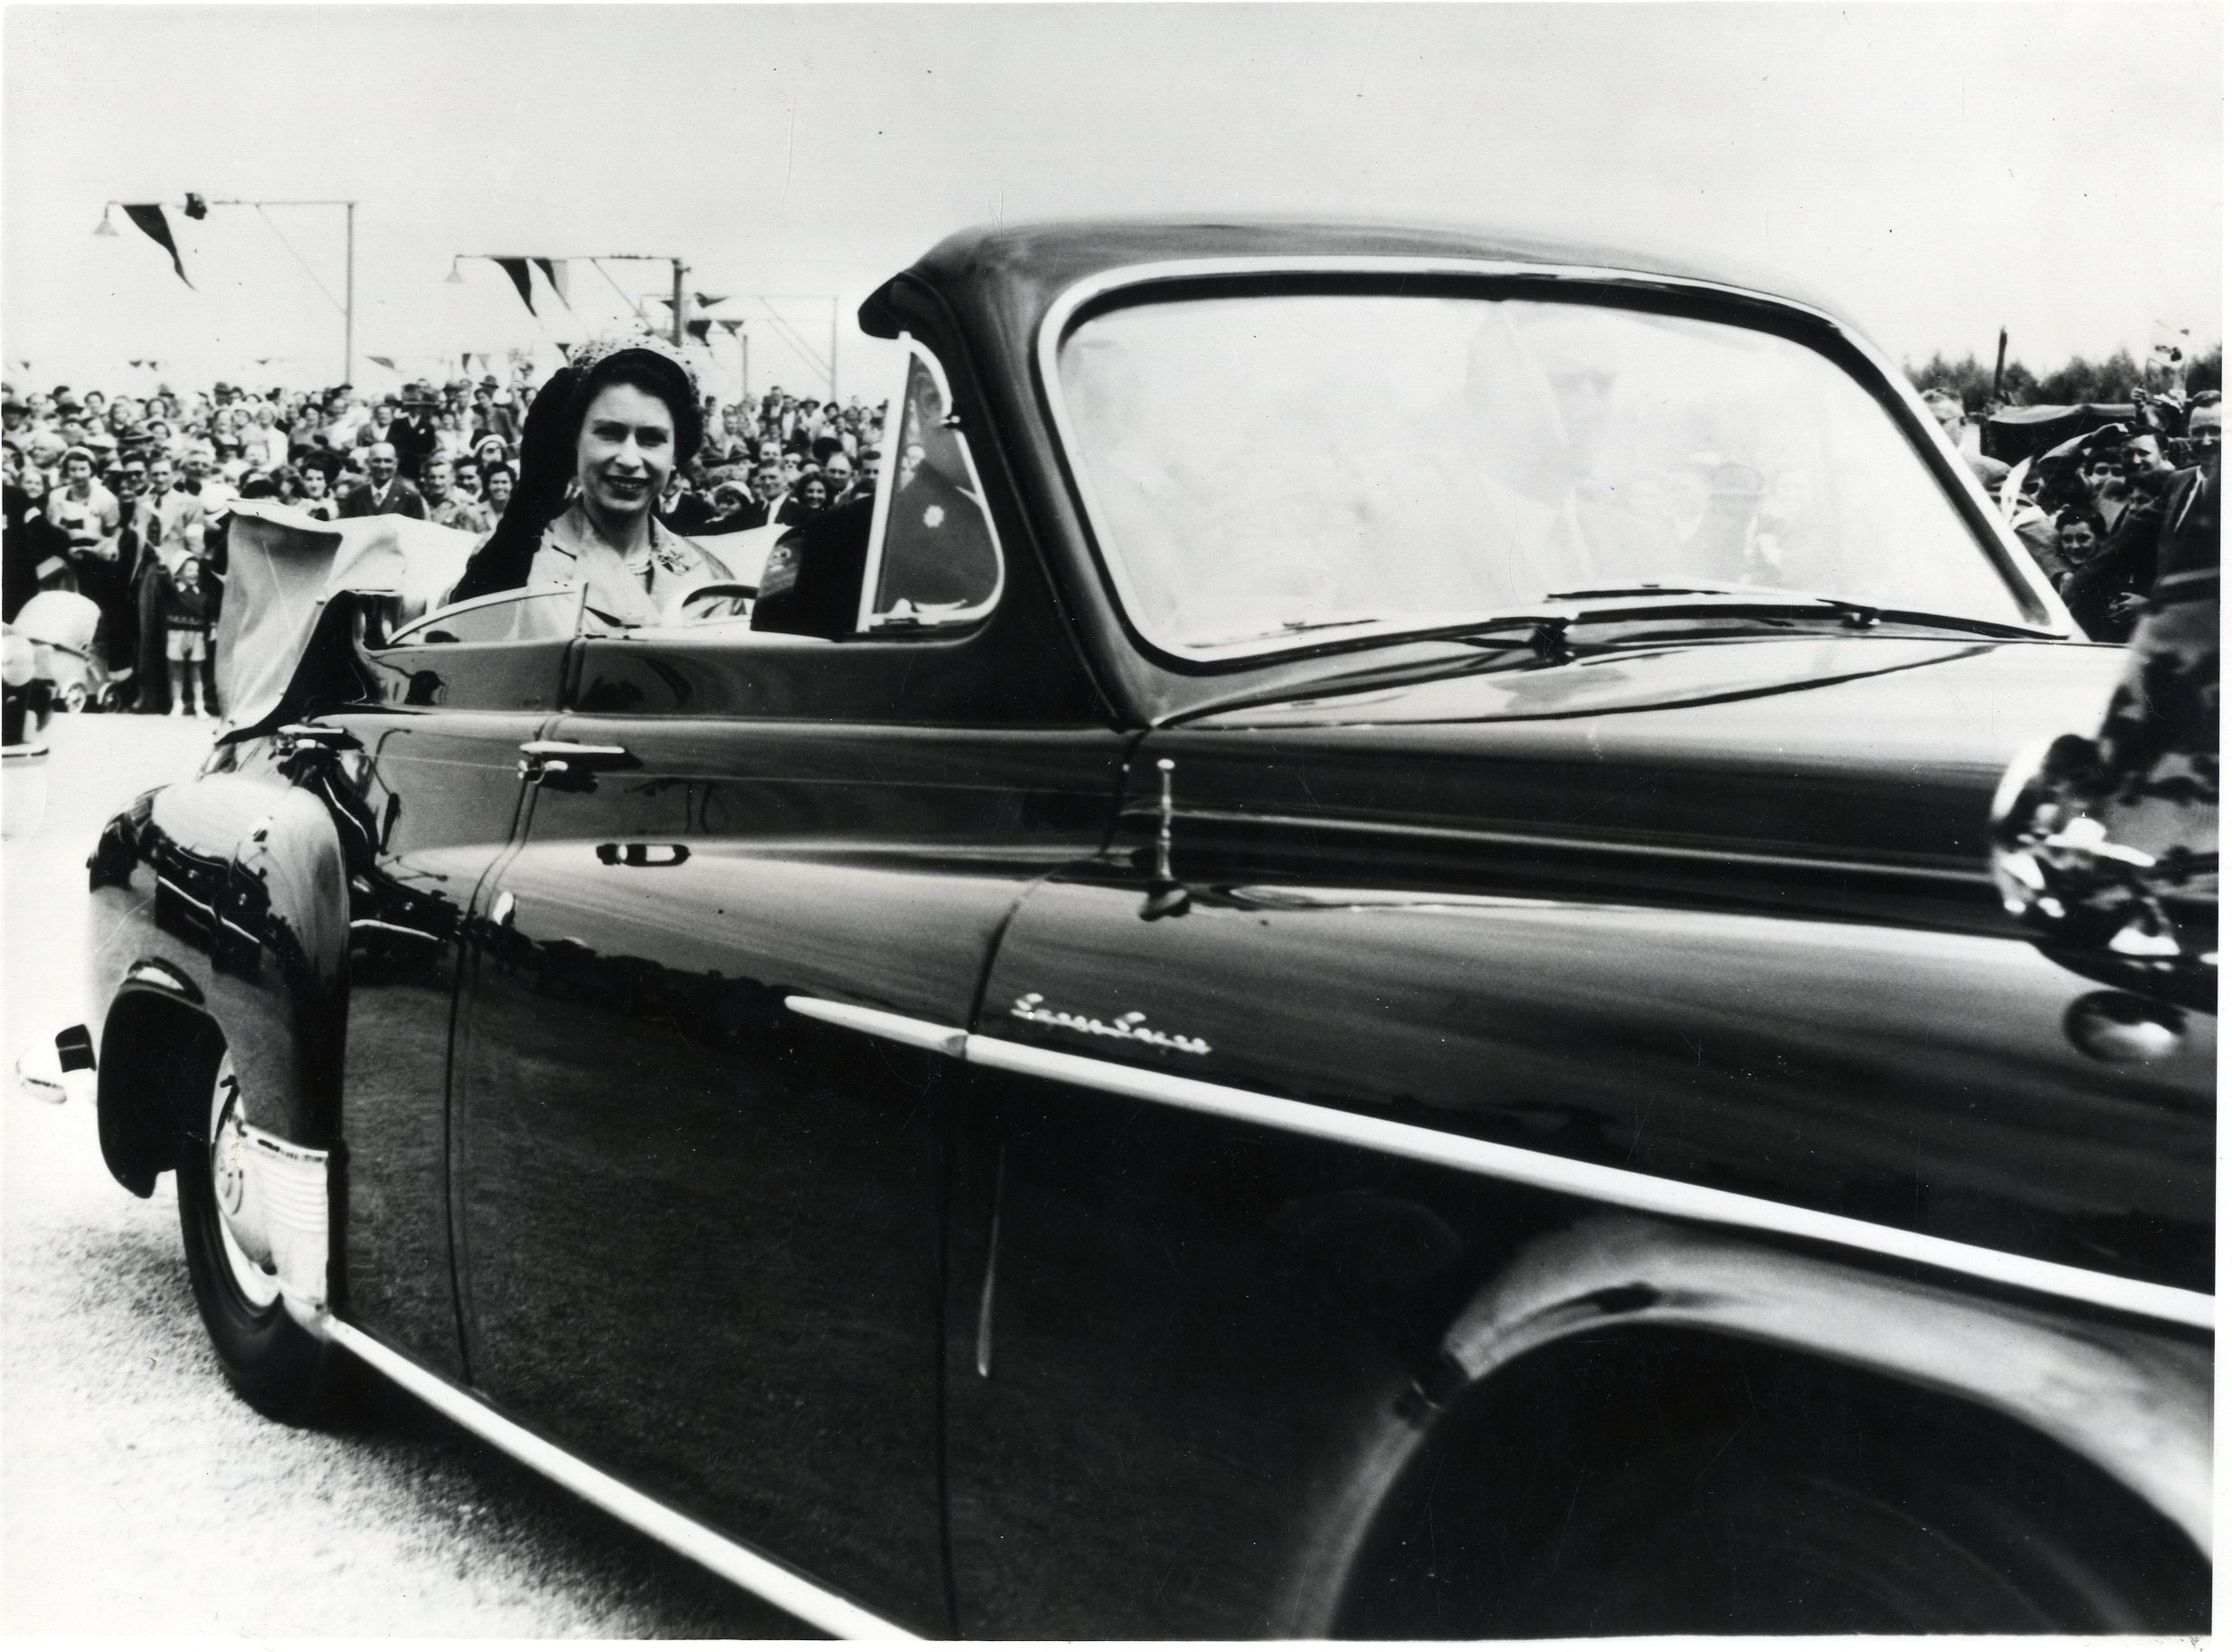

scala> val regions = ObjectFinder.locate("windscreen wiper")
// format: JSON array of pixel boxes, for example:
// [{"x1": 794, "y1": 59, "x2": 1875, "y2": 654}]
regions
[
  {"x1": 1530, "y1": 584, "x2": 2059, "y2": 642},
  {"x1": 1192, "y1": 614, "x2": 1391, "y2": 647}
]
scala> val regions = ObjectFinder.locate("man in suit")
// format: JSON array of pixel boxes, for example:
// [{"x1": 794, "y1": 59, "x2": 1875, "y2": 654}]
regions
[
  {"x1": 337, "y1": 442, "x2": 427, "y2": 519},
  {"x1": 386, "y1": 387, "x2": 442, "y2": 482}
]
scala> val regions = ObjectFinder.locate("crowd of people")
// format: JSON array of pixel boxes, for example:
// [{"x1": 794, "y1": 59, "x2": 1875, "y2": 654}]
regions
[
  {"x1": 1925, "y1": 384, "x2": 2222, "y2": 645},
  {"x1": 0, "y1": 364, "x2": 887, "y2": 715}
]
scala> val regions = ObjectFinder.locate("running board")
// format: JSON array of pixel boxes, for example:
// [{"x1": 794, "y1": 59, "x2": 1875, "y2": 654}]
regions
[{"x1": 325, "y1": 1320, "x2": 918, "y2": 1639}]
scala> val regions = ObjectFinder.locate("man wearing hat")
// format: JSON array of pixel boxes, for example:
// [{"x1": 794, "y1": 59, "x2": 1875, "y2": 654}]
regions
[
  {"x1": 388, "y1": 383, "x2": 440, "y2": 482},
  {"x1": 472, "y1": 377, "x2": 519, "y2": 447}
]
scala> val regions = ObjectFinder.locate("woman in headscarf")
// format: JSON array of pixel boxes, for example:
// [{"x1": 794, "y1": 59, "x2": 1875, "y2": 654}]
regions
[{"x1": 449, "y1": 337, "x2": 733, "y2": 624}]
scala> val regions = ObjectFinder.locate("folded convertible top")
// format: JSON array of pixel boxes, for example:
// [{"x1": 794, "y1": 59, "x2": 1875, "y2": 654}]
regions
[{"x1": 216, "y1": 502, "x2": 480, "y2": 736}]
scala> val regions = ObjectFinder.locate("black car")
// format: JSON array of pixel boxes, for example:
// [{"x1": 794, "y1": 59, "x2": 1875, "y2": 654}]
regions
[{"x1": 77, "y1": 219, "x2": 2212, "y2": 1636}]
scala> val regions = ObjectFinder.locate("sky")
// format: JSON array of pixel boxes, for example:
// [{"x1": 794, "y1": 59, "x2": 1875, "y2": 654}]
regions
[{"x1": 3, "y1": 3, "x2": 2220, "y2": 400}]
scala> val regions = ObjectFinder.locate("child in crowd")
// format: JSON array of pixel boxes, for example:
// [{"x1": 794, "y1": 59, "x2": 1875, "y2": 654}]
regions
[{"x1": 165, "y1": 554, "x2": 214, "y2": 717}]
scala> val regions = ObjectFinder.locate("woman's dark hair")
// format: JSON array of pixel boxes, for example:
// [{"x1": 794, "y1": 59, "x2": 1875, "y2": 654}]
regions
[{"x1": 450, "y1": 347, "x2": 701, "y2": 603}]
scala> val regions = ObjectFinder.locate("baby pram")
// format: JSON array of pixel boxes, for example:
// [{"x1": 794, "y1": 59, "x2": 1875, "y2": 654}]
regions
[{"x1": 10, "y1": 589, "x2": 128, "y2": 712}]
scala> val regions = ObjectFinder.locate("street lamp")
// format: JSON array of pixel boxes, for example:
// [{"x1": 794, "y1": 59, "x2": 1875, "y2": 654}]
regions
[{"x1": 96, "y1": 195, "x2": 357, "y2": 383}]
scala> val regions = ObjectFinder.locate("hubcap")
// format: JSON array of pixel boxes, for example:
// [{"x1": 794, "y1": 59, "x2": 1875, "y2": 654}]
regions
[{"x1": 207, "y1": 1058, "x2": 281, "y2": 1308}]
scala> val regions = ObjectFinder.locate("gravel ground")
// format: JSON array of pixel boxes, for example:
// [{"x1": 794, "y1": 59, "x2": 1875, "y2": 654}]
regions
[{"x1": 2, "y1": 714, "x2": 810, "y2": 1637}]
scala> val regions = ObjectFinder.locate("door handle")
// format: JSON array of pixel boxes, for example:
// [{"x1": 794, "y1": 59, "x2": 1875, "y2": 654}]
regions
[
  {"x1": 518, "y1": 740, "x2": 636, "y2": 789},
  {"x1": 596, "y1": 841, "x2": 690, "y2": 868}
]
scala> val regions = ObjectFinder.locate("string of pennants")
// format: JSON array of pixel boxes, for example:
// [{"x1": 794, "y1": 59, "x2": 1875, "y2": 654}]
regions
[
  {"x1": 480, "y1": 262, "x2": 744, "y2": 349},
  {"x1": 489, "y1": 258, "x2": 575, "y2": 315},
  {"x1": 648, "y1": 293, "x2": 743, "y2": 343},
  {"x1": 118, "y1": 204, "x2": 194, "y2": 287},
  {"x1": 104, "y1": 215, "x2": 760, "y2": 377}
]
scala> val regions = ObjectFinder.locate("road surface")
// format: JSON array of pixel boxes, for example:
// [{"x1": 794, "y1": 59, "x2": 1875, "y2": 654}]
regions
[{"x1": 2, "y1": 714, "x2": 807, "y2": 1636}]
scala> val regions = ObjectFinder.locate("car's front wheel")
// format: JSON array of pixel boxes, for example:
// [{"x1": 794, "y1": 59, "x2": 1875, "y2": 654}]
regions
[
  {"x1": 176, "y1": 1052, "x2": 338, "y2": 1421},
  {"x1": 1344, "y1": 1419, "x2": 2206, "y2": 1635}
]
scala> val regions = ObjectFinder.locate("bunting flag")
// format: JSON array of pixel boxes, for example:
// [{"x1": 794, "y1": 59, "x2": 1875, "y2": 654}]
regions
[
  {"x1": 121, "y1": 203, "x2": 193, "y2": 288},
  {"x1": 717, "y1": 318, "x2": 745, "y2": 336},
  {"x1": 686, "y1": 318, "x2": 713, "y2": 343},
  {"x1": 368, "y1": 355, "x2": 397, "y2": 371},
  {"x1": 693, "y1": 292, "x2": 729, "y2": 310},
  {"x1": 533, "y1": 257, "x2": 571, "y2": 308},
  {"x1": 495, "y1": 257, "x2": 537, "y2": 315}
]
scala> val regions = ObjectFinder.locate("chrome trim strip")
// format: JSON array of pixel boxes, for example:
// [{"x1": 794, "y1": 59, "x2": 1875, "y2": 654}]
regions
[
  {"x1": 786, "y1": 993, "x2": 2211, "y2": 1326},
  {"x1": 325, "y1": 1321, "x2": 919, "y2": 1640},
  {"x1": 786, "y1": 995, "x2": 968, "y2": 1058},
  {"x1": 1035, "y1": 254, "x2": 2071, "y2": 653},
  {"x1": 966, "y1": 1036, "x2": 2212, "y2": 1330},
  {"x1": 156, "y1": 875, "x2": 214, "y2": 914},
  {"x1": 1173, "y1": 807, "x2": 1993, "y2": 887}
]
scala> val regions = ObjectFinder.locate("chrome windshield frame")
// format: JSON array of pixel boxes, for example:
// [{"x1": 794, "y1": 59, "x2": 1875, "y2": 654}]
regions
[
  {"x1": 851, "y1": 332, "x2": 1008, "y2": 637},
  {"x1": 1033, "y1": 254, "x2": 2072, "y2": 669}
]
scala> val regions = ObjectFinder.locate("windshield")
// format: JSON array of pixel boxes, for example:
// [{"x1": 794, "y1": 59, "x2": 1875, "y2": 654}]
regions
[{"x1": 1053, "y1": 290, "x2": 2030, "y2": 658}]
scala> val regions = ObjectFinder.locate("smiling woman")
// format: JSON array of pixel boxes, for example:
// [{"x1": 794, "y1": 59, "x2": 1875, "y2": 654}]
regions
[{"x1": 449, "y1": 337, "x2": 735, "y2": 625}]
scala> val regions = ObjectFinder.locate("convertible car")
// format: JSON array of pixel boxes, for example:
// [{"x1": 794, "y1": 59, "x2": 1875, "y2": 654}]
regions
[{"x1": 74, "y1": 220, "x2": 2213, "y2": 1636}]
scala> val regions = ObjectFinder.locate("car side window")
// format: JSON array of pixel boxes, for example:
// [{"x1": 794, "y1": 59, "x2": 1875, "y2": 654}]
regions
[
  {"x1": 381, "y1": 584, "x2": 587, "y2": 648},
  {"x1": 858, "y1": 342, "x2": 1003, "y2": 632}
]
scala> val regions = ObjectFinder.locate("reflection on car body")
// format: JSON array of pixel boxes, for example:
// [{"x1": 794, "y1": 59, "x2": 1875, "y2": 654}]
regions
[{"x1": 74, "y1": 219, "x2": 2211, "y2": 1638}]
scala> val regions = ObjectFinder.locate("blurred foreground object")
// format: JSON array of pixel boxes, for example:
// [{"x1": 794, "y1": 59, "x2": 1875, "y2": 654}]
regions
[{"x1": 1992, "y1": 458, "x2": 2218, "y2": 1010}]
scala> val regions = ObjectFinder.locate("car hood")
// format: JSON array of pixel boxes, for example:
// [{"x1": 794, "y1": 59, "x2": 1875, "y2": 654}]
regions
[{"x1": 1168, "y1": 636, "x2": 2130, "y2": 887}]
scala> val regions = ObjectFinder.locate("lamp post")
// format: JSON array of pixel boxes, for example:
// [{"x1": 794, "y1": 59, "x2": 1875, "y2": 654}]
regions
[{"x1": 96, "y1": 196, "x2": 357, "y2": 383}]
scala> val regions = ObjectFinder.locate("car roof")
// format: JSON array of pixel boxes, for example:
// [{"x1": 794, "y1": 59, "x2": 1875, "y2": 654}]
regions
[{"x1": 858, "y1": 215, "x2": 1843, "y2": 343}]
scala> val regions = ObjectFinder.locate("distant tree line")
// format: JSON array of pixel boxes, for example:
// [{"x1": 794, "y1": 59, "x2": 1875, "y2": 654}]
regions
[{"x1": 1905, "y1": 344, "x2": 2222, "y2": 412}]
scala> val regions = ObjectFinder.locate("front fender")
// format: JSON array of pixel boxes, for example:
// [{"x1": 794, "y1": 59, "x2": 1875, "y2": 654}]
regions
[
  {"x1": 1440, "y1": 1215, "x2": 2212, "y2": 1557},
  {"x1": 89, "y1": 750, "x2": 351, "y2": 1192}
]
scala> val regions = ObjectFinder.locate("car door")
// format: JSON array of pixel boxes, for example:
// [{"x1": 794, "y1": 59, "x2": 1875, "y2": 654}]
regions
[
  {"x1": 448, "y1": 338, "x2": 1123, "y2": 1629},
  {"x1": 943, "y1": 722, "x2": 2216, "y2": 1637},
  {"x1": 328, "y1": 584, "x2": 580, "y2": 1379}
]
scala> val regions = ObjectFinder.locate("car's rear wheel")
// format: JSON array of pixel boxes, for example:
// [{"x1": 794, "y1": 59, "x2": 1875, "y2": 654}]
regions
[{"x1": 176, "y1": 1052, "x2": 338, "y2": 1422}]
